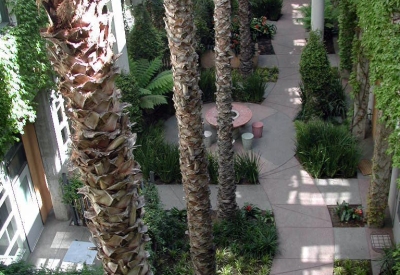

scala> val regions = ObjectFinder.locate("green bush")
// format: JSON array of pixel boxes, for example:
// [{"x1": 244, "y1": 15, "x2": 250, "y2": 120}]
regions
[
  {"x1": 194, "y1": 0, "x2": 215, "y2": 52},
  {"x1": 135, "y1": 124, "x2": 181, "y2": 183},
  {"x1": 299, "y1": 31, "x2": 346, "y2": 121},
  {"x1": 379, "y1": 244, "x2": 400, "y2": 275},
  {"x1": 250, "y1": 0, "x2": 283, "y2": 21},
  {"x1": 0, "y1": 261, "x2": 103, "y2": 274},
  {"x1": 207, "y1": 152, "x2": 262, "y2": 185},
  {"x1": 232, "y1": 71, "x2": 267, "y2": 103},
  {"x1": 127, "y1": 5, "x2": 164, "y2": 60},
  {"x1": 214, "y1": 204, "x2": 278, "y2": 260},
  {"x1": 141, "y1": 184, "x2": 189, "y2": 274},
  {"x1": 199, "y1": 68, "x2": 216, "y2": 103},
  {"x1": 295, "y1": 120, "x2": 360, "y2": 178},
  {"x1": 333, "y1": 259, "x2": 371, "y2": 275}
]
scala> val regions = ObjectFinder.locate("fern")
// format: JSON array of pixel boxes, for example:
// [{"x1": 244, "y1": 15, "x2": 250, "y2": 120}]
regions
[{"x1": 128, "y1": 57, "x2": 173, "y2": 109}]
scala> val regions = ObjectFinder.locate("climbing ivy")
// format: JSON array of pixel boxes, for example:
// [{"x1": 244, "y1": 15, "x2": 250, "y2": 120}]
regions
[
  {"x1": 354, "y1": 0, "x2": 400, "y2": 167},
  {"x1": 338, "y1": 0, "x2": 357, "y2": 73},
  {"x1": 0, "y1": 0, "x2": 53, "y2": 158}
]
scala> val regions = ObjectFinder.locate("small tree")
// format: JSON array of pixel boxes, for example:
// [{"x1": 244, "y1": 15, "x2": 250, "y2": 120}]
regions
[{"x1": 128, "y1": 4, "x2": 163, "y2": 60}]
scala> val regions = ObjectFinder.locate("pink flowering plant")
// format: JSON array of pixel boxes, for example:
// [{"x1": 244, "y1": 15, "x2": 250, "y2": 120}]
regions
[
  {"x1": 250, "y1": 16, "x2": 277, "y2": 40},
  {"x1": 335, "y1": 200, "x2": 363, "y2": 222},
  {"x1": 241, "y1": 203, "x2": 275, "y2": 224}
]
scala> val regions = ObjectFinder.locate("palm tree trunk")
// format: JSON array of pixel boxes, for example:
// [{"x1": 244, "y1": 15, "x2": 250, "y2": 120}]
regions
[
  {"x1": 39, "y1": 1, "x2": 152, "y2": 274},
  {"x1": 214, "y1": 0, "x2": 237, "y2": 219},
  {"x1": 367, "y1": 110, "x2": 393, "y2": 227},
  {"x1": 164, "y1": 0, "x2": 216, "y2": 274},
  {"x1": 238, "y1": 0, "x2": 253, "y2": 77}
]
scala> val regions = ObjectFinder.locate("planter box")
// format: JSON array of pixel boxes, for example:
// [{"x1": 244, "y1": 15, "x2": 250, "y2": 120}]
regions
[{"x1": 200, "y1": 49, "x2": 259, "y2": 69}]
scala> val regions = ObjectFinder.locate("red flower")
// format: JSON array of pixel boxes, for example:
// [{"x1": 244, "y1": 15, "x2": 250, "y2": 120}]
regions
[
  {"x1": 255, "y1": 25, "x2": 260, "y2": 29},
  {"x1": 246, "y1": 205, "x2": 252, "y2": 212}
]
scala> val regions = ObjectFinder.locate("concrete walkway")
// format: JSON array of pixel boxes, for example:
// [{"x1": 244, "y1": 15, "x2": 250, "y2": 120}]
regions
[
  {"x1": 28, "y1": 0, "x2": 394, "y2": 274},
  {"x1": 161, "y1": 1, "x2": 393, "y2": 274}
]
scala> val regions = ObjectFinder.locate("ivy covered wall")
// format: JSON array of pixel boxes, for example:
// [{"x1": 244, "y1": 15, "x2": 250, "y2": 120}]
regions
[{"x1": 0, "y1": 0, "x2": 53, "y2": 158}]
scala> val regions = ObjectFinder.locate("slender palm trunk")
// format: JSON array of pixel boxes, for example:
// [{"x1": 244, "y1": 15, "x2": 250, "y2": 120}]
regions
[
  {"x1": 164, "y1": 0, "x2": 216, "y2": 273},
  {"x1": 214, "y1": 0, "x2": 237, "y2": 219},
  {"x1": 238, "y1": 0, "x2": 253, "y2": 77},
  {"x1": 39, "y1": 1, "x2": 151, "y2": 274},
  {"x1": 367, "y1": 110, "x2": 393, "y2": 227}
]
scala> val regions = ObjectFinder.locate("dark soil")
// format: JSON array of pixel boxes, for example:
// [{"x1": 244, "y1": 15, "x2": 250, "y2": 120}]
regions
[
  {"x1": 327, "y1": 205, "x2": 365, "y2": 228},
  {"x1": 257, "y1": 37, "x2": 275, "y2": 55}
]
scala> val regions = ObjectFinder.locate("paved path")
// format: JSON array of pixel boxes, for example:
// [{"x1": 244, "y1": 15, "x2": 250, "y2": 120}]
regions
[{"x1": 161, "y1": 1, "x2": 394, "y2": 274}]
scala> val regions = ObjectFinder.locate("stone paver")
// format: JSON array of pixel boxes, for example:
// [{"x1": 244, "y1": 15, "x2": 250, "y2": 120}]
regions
[{"x1": 334, "y1": 228, "x2": 370, "y2": 259}]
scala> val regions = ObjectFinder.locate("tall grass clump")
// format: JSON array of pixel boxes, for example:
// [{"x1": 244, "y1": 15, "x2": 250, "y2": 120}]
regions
[
  {"x1": 232, "y1": 71, "x2": 267, "y2": 103},
  {"x1": 207, "y1": 152, "x2": 262, "y2": 184},
  {"x1": 199, "y1": 68, "x2": 216, "y2": 102},
  {"x1": 295, "y1": 120, "x2": 360, "y2": 178},
  {"x1": 135, "y1": 124, "x2": 181, "y2": 183}
]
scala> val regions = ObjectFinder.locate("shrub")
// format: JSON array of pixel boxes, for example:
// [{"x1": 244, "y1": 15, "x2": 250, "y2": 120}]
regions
[
  {"x1": 127, "y1": 4, "x2": 164, "y2": 60},
  {"x1": 379, "y1": 244, "x2": 400, "y2": 275},
  {"x1": 194, "y1": 0, "x2": 215, "y2": 52},
  {"x1": 295, "y1": 120, "x2": 360, "y2": 178},
  {"x1": 199, "y1": 68, "x2": 216, "y2": 103},
  {"x1": 250, "y1": 0, "x2": 283, "y2": 21},
  {"x1": 250, "y1": 17, "x2": 277, "y2": 40},
  {"x1": 207, "y1": 152, "x2": 262, "y2": 185},
  {"x1": 135, "y1": 124, "x2": 181, "y2": 183},
  {"x1": 333, "y1": 259, "x2": 371, "y2": 275},
  {"x1": 232, "y1": 71, "x2": 267, "y2": 103},
  {"x1": 299, "y1": 31, "x2": 346, "y2": 121},
  {"x1": 234, "y1": 152, "x2": 262, "y2": 184},
  {"x1": 0, "y1": 261, "x2": 103, "y2": 274},
  {"x1": 335, "y1": 201, "x2": 363, "y2": 222},
  {"x1": 214, "y1": 204, "x2": 278, "y2": 260}
]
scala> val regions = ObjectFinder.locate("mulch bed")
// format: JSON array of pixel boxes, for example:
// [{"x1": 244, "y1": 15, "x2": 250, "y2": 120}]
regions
[
  {"x1": 257, "y1": 37, "x2": 275, "y2": 55},
  {"x1": 327, "y1": 205, "x2": 366, "y2": 228}
]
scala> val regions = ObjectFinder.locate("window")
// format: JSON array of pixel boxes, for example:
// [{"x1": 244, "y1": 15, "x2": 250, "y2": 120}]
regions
[{"x1": 0, "y1": 0, "x2": 10, "y2": 27}]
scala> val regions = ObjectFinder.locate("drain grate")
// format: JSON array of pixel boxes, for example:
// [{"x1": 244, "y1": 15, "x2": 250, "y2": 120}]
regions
[{"x1": 371, "y1": 234, "x2": 392, "y2": 252}]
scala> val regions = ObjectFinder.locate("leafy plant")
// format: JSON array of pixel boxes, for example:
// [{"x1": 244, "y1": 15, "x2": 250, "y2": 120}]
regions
[
  {"x1": 0, "y1": 261, "x2": 104, "y2": 274},
  {"x1": 379, "y1": 244, "x2": 400, "y2": 275},
  {"x1": 0, "y1": 0, "x2": 53, "y2": 159},
  {"x1": 232, "y1": 71, "x2": 267, "y2": 103},
  {"x1": 234, "y1": 152, "x2": 262, "y2": 184},
  {"x1": 295, "y1": 120, "x2": 360, "y2": 178},
  {"x1": 199, "y1": 68, "x2": 216, "y2": 103},
  {"x1": 250, "y1": 16, "x2": 277, "y2": 40},
  {"x1": 194, "y1": 0, "x2": 215, "y2": 52},
  {"x1": 334, "y1": 201, "x2": 363, "y2": 222},
  {"x1": 250, "y1": 0, "x2": 283, "y2": 21},
  {"x1": 135, "y1": 124, "x2": 181, "y2": 183},
  {"x1": 61, "y1": 175, "x2": 83, "y2": 205},
  {"x1": 207, "y1": 152, "x2": 262, "y2": 185},
  {"x1": 214, "y1": 205, "x2": 278, "y2": 260},
  {"x1": 128, "y1": 57, "x2": 173, "y2": 109},
  {"x1": 334, "y1": 259, "x2": 371, "y2": 275}
]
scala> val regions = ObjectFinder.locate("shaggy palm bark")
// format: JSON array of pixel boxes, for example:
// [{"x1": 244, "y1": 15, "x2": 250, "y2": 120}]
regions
[
  {"x1": 214, "y1": 0, "x2": 237, "y2": 219},
  {"x1": 367, "y1": 110, "x2": 393, "y2": 227},
  {"x1": 238, "y1": 0, "x2": 253, "y2": 77},
  {"x1": 164, "y1": 0, "x2": 216, "y2": 274},
  {"x1": 39, "y1": 1, "x2": 151, "y2": 274}
]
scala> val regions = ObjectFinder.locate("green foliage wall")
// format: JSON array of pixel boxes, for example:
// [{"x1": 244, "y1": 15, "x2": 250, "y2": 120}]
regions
[
  {"x1": 338, "y1": 0, "x2": 357, "y2": 72},
  {"x1": 0, "y1": 0, "x2": 53, "y2": 158},
  {"x1": 354, "y1": 0, "x2": 400, "y2": 167}
]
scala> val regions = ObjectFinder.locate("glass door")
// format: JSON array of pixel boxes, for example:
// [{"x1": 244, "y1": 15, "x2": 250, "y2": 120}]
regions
[{"x1": 12, "y1": 165, "x2": 43, "y2": 252}]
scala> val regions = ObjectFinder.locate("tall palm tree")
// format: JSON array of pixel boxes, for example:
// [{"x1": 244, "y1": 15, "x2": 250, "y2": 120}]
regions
[
  {"x1": 38, "y1": 0, "x2": 152, "y2": 274},
  {"x1": 367, "y1": 110, "x2": 393, "y2": 227},
  {"x1": 214, "y1": 0, "x2": 237, "y2": 219},
  {"x1": 238, "y1": 0, "x2": 253, "y2": 77},
  {"x1": 164, "y1": 0, "x2": 216, "y2": 273}
]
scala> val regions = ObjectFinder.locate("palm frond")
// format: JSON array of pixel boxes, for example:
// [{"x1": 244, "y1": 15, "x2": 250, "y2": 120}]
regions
[
  {"x1": 140, "y1": 95, "x2": 168, "y2": 109},
  {"x1": 139, "y1": 87, "x2": 153, "y2": 95},
  {"x1": 146, "y1": 72, "x2": 173, "y2": 95}
]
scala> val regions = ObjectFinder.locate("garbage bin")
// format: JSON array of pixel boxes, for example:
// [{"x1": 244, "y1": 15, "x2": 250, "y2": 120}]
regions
[
  {"x1": 241, "y1": 133, "x2": 254, "y2": 151},
  {"x1": 252, "y1": 121, "x2": 263, "y2": 138}
]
